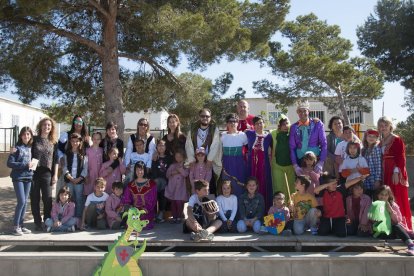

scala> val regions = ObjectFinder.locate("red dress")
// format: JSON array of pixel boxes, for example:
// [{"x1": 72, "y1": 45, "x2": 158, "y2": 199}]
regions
[{"x1": 381, "y1": 135, "x2": 412, "y2": 231}]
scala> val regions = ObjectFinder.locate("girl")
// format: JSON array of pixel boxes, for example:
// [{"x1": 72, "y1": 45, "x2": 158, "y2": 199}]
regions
[
  {"x1": 63, "y1": 133, "x2": 88, "y2": 218},
  {"x1": 189, "y1": 147, "x2": 212, "y2": 194},
  {"x1": 45, "y1": 187, "x2": 77, "y2": 232},
  {"x1": 57, "y1": 114, "x2": 91, "y2": 160},
  {"x1": 216, "y1": 180, "x2": 237, "y2": 232},
  {"x1": 121, "y1": 161, "x2": 157, "y2": 230},
  {"x1": 7, "y1": 127, "x2": 34, "y2": 235},
  {"x1": 300, "y1": 151, "x2": 320, "y2": 195},
  {"x1": 100, "y1": 121, "x2": 124, "y2": 162},
  {"x1": 151, "y1": 139, "x2": 173, "y2": 223},
  {"x1": 165, "y1": 149, "x2": 189, "y2": 223},
  {"x1": 99, "y1": 147, "x2": 126, "y2": 194},
  {"x1": 362, "y1": 129, "x2": 382, "y2": 198},
  {"x1": 85, "y1": 132, "x2": 103, "y2": 197},
  {"x1": 263, "y1": 191, "x2": 292, "y2": 235},
  {"x1": 346, "y1": 182, "x2": 372, "y2": 236},
  {"x1": 339, "y1": 141, "x2": 370, "y2": 183},
  {"x1": 236, "y1": 177, "x2": 265, "y2": 233},
  {"x1": 31, "y1": 117, "x2": 59, "y2": 231},
  {"x1": 125, "y1": 118, "x2": 156, "y2": 164},
  {"x1": 376, "y1": 186, "x2": 414, "y2": 256},
  {"x1": 124, "y1": 139, "x2": 151, "y2": 183}
]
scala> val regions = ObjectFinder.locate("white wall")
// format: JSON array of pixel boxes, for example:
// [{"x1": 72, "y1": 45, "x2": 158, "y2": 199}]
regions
[{"x1": 123, "y1": 109, "x2": 168, "y2": 130}]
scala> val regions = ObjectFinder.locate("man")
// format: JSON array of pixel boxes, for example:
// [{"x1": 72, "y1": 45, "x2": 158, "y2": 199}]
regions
[
  {"x1": 289, "y1": 100, "x2": 327, "y2": 175},
  {"x1": 236, "y1": 100, "x2": 255, "y2": 131}
]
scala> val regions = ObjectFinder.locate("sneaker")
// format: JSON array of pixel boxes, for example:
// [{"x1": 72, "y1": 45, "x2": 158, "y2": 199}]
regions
[
  {"x1": 407, "y1": 244, "x2": 414, "y2": 256},
  {"x1": 190, "y1": 231, "x2": 202, "y2": 242},
  {"x1": 259, "y1": 226, "x2": 268, "y2": 235},
  {"x1": 170, "y1": 218, "x2": 177, "y2": 224},
  {"x1": 281, "y1": 229, "x2": 292, "y2": 236},
  {"x1": 310, "y1": 227, "x2": 318, "y2": 235},
  {"x1": 20, "y1": 227, "x2": 32, "y2": 234},
  {"x1": 68, "y1": 225, "x2": 75, "y2": 232},
  {"x1": 12, "y1": 227, "x2": 23, "y2": 236},
  {"x1": 155, "y1": 217, "x2": 165, "y2": 223},
  {"x1": 46, "y1": 226, "x2": 52, "y2": 233},
  {"x1": 199, "y1": 229, "x2": 209, "y2": 240},
  {"x1": 206, "y1": 233, "x2": 214, "y2": 241},
  {"x1": 176, "y1": 218, "x2": 182, "y2": 224}
]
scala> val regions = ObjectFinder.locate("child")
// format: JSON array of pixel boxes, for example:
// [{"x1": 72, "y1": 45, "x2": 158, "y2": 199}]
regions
[
  {"x1": 99, "y1": 147, "x2": 126, "y2": 194},
  {"x1": 124, "y1": 139, "x2": 152, "y2": 183},
  {"x1": 339, "y1": 141, "x2": 370, "y2": 182},
  {"x1": 100, "y1": 121, "x2": 124, "y2": 162},
  {"x1": 63, "y1": 133, "x2": 88, "y2": 218},
  {"x1": 151, "y1": 139, "x2": 173, "y2": 223},
  {"x1": 346, "y1": 182, "x2": 372, "y2": 236},
  {"x1": 105, "y1": 181, "x2": 125, "y2": 229},
  {"x1": 315, "y1": 174, "x2": 366, "y2": 237},
  {"x1": 375, "y1": 185, "x2": 414, "y2": 256},
  {"x1": 237, "y1": 177, "x2": 265, "y2": 233},
  {"x1": 45, "y1": 187, "x2": 77, "y2": 232},
  {"x1": 85, "y1": 132, "x2": 103, "y2": 197},
  {"x1": 189, "y1": 147, "x2": 212, "y2": 194},
  {"x1": 290, "y1": 175, "x2": 319, "y2": 235},
  {"x1": 334, "y1": 125, "x2": 359, "y2": 165},
  {"x1": 121, "y1": 161, "x2": 157, "y2": 230},
  {"x1": 81, "y1": 177, "x2": 109, "y2": 230},
  {"x1": 164, "y1": 149, "x2": 189, "y2": 223},
  {"x1": 184, "y1": 180, "x2": 222, "y2": 241},
  {"x1": 7, "y1": 127, "x2": 34, "y2": 235},
  {"x1": 216, "y1": 180, "x2": 237, "y2": 232},
  {"x1": 300, "y1": 151, "x2": 320, "y2": 195},
  {"x1": 362, "y1": 129, "x2": 382, "y2": 198},
  {"x1": 264, "y1": 191, "x2": 292, "y2": 235}
]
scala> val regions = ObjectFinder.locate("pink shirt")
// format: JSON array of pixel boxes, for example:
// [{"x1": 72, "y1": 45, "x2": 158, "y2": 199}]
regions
[
  {"x1": 85, "y1": 147, "x2": 103, "y2": 195},
  {"x1": 105, "y1": 193, "x2": 122, "y2": 228},
  {"x1": 164, "y1": 163, "x2": 189, "y2": 201},
  {"x1": 189, "y1": 162, "x2": 212, "y2": 193},
  {"x1": 99, "y1": 160, "x2": 126, "y2": 194}
]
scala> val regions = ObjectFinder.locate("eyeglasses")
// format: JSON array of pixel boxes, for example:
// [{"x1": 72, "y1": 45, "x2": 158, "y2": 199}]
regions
[
  {"x1": 200, "y1": 115, "x2": 210, "y2": 118},
  {"x1": 139, "y1": 123, "x2": 148, "y2": 127},
  {"x1": 74, "y1": 120, "x2": 83, "y2": 124}
]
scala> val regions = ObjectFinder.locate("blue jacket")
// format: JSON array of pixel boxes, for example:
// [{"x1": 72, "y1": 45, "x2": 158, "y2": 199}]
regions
[{"x1": 7, "y1": 144, "x2": 33, "y2": 182}]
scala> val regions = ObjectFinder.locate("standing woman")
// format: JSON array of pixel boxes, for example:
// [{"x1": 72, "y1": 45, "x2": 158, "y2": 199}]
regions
[
  {"x1": 246, "y1": 116, "x2": 273, "y2": 209},
  {"x1": 324, "y1": 116, "x2": 344, "y2": 177},
  {"x1": 100, "y1": 121, "x2": 124, "y2": 163},
  {"x1": 162, "y1": 114, "x2": 186, "y2": 157},
  {"x1": 31, "y1": 117, "x2": 59, "y2": 231},
  {"x1": 124, "y1": 118, "x2": 156, "y2": 166},
  {"x1": 378, "y1": 116, "x2": 412, "y2": 231}
]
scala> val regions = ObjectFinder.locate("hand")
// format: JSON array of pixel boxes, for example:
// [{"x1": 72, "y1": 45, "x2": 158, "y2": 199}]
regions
[
  {"x1": 294, "y1": 165, "x2": 303, "y2": 175},
  {"x1": 9, "y1": 147, "x2": 16, "y2": 154},
  {"x1": 392, "y1": 172, "x2": 399, "y2": 185},
  {"x1": 53, "y1": 220, "x2": 59, "y2": 227},
  {"x1": 359, "y1": 224, "x2": 370, "y2": 232},
  {"x1": 152, "y1": 151, "x2": 159, "y2": 161},
  {"x1": 51, "y1": 176, "x2": 58, "y2": 186},
  {"x1": 314, "y1": 162, "x2": 323, "y2": 174}
]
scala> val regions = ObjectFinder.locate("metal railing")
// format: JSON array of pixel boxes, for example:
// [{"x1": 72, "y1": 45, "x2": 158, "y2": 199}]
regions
[{"x1": 0, "y1": 125, "x2": 19, "y2": 152}]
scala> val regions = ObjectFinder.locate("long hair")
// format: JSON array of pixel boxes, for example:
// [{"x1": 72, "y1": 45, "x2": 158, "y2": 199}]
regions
[
  {"x1": 36, "y1": 117, "x2": 57, "y2": 144},
  {"x1": 69, "y1": 114, "x2": 88, "y2": 137},
  {"x1": 167, "y1": 114, "x2": 182, "y2": 140},
  {"x1": 137, "y1": 118, "x2": 150, "y2": 134},
  {"x1": 375, "y1": 185, "x2": 395, "y2": 204},
  {"x1": 16, "y1": 126, "x2": 34, "y2": 147},
  {"x1": 56, "y1": 187, "x2": 71, "y2": 203},
  {"x1": 65, "y1": 132, "x2": 85, "y2": 157},
  {"x1": 133, "y1": 161, "x2": 148, "y2": 179}
]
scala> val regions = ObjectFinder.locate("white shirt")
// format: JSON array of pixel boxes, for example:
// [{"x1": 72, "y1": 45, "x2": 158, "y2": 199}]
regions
[
  {"x1": 216, "y1": 194, "x2": 238, "y2": 221},
  {"x1": 339, "y1": 156, "x2": 369, "y2": 181},
  {"x1": 221, "y1": 132, "x2": 248, "y2": 147}
]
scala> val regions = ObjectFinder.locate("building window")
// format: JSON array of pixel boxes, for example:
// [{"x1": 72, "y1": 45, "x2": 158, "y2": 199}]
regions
[
  {"x1": 268, "y1": 111, "x2": 283, "y2": 125},
  {"x1": 12, "y1": 115, "x2": 19, "y2": 126},
  {"x1": 309, "y1": 111, "x2": 325, "y2": 123},
  {"x1": 347, "y1": 110, "x2": 364, "y2": 124}
]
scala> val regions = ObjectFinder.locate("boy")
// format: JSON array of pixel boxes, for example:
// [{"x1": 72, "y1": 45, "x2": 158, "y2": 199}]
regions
[
  {"x1": 315, "y1": 174, "x2": 367, "y2": 237},
  {"x1": 80, "y1": 177, "x2": 109, "y2": 230},
  {"x1": 334, "y1": 125, "x2": 358, "y2": 165},
  {"x1": 291, "y1": 175, "x2": 319, "y2": 235},
  {"x1": 184, "y1": 180, "x2": 222, "y2": 242},
  {"x1": 105, "y1": 181, "x2": 125, "y2": 229}
]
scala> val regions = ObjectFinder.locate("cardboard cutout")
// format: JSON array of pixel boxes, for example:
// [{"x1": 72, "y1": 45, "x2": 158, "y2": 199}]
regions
[
  {"x1": 263, "y1": 211, "x2": 286, "y2": 235},
  {"x1": 368, "y1": 201, "x2": 392, "y2": 238}
]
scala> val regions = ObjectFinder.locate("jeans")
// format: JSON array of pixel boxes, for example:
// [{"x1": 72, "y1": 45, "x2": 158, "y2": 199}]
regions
[
  {"x1": 293, "y1": 208, "x2": 319, "y2": 235},
  {"x1": 154, "y1": 178, "x2": 167, "y2": 212},
  {"x1": 45, "y1": 217, "x2": 77, "y2": 232},
  {"x1": 31, "y1": 167, "x2": 52, "y2": 226},
  {"x1": 237, "y1": 219, "x2": 261, "y2": 233},
  {"x1": 66, "y1": 182, "x2": 84, "y2": 218},
  {"x1": 13, "y1": 181, "x2": 31, "y2": 226}
]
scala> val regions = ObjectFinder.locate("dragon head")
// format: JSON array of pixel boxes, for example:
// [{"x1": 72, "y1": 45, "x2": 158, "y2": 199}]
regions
[{"x1": 123, "y1": 207, "x2": 149, "y2": 233}]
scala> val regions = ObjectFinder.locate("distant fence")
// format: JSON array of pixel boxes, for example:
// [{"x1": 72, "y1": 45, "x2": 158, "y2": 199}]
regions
[{"x1": 0, "y1": 126, "x2": 19, "y2": 152}]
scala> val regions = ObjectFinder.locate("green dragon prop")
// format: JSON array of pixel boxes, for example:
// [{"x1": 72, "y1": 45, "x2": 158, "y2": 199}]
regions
[
  {"x1": 367, "y1": 200, "x2": 391, "y2": 238},
  {"x1": 93, "y1": 208, "x2": 149, "y2": 276}
]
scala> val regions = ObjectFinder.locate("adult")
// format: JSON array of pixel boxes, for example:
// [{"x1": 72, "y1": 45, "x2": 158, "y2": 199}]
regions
[
  {"x1": 57, "y1": 115, "x2": 91, "y2": 160},
  {"x1": 289, "y1": 100, "x2": 327, "y2": 176},
  {"x1": 221, "y1": 113, "x2": 248, "y2": 197},
  {"x1": 270, "y1": 114, "x2": 295, "y2": 201},
  {"x1": 236, "y1": 100, "x2": 255, "y2": 131},
  {"x1": 31, "y1": 117, "x2": 59, "y2": 231},
  {"x1": 324, "y1": 116, "x2": 344, "y2": 177},
  {"x1": 246, "y1": 115, "x2": 273, "y2": 209},
  {"x1": 378, "y1": 116, "x2": 412, "y2": 231},
  {"x1": 161, "y1": 114, "x2": 186, "y2": 157},
  {"x1": 100, "y1": 121, "x2": 124, "y2": 162},
  {"x1": 185, "y1": 108, "x2": 222, "y2": 194},
  {"x1": 124, "y1": 118, "x2": 156, "y2": 167}
]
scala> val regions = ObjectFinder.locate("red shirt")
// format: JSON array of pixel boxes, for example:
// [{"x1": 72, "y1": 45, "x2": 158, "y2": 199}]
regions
[{"x1": 321, "y1": 185, "x2": 347, "y2": 218}]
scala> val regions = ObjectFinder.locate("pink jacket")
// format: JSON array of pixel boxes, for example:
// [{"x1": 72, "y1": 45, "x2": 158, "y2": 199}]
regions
[
  {"x1": 99, "y1": 160, "x2": 126, "y2": 194},
  {"x1": 389, "y1": 201, "x2": 413, "y2": 235},
  {"x1": 346, "y1": 194, "x2": 372, "y2": 226},
  {"x1": 50, "y1": 201, "x2": 76, "y2": 225},
  {"x1": 105, "y1": 193, "x2": 122, "y2": 228}
]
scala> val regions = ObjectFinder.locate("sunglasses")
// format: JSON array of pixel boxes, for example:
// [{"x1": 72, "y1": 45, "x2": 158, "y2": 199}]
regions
[
  {"x1": 200, "y1": 115, "x2": 210, "y2": 118},
  {"x1": 74, "y1": 120, "x2": 83, "y2": 124}
]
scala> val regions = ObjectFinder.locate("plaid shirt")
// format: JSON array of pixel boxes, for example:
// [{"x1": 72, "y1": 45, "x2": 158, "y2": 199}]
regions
[{"x1": 363, "y1": 146, "x2": 382, "y2": 190}]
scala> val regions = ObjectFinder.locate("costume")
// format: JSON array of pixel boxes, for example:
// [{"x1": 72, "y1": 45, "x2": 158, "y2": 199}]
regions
[
  {"x1": 99, "y1": 160, "x2": 126, "y2": 194},
  {"x1": 346, "y1": 194, "x2": 372, "y2": 235},
  {"x1": 189, "y1": 162, "x2": 212, "y2": 194},
  {"x1": 237, "y1": 114, "x2": 254, "y2": 132},
  {"x1": 246, "y1": 130, "x2": 272, "y2": 209},
  {"x1": 380, "y1": 135, "x2": 412, "y2": 231},
  {"x1": 339, "y1": 156, "x2": 370, "y2": 181},
  {"x1": 105, "y1": 193, "x2": 123, "y2": 229},
  {"x1": 122, "y1": 179, "x2": 157, "y2": 230},
  {"x1": 44, "y1": 201, "x2": 77, "y2": 232},
  {"x1": 165, "y1": 163, "x2": 189, "y2": 219},
  {"x1": 221, "y1": 131, "x2": 247, "y2": 197},
  {"x1": 85, "y1": 147, "x2": 103, "y2": 196},
  {"x1": 216, "y1": 194, "x2": 238, "y2": 232}
]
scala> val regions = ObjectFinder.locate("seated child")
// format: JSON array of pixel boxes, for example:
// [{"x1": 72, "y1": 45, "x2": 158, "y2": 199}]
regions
[
  {"x1": 81, "y1": 177, "x2": 109, "y2": 230},
  {"x1": 45, "y1": 187, "x2": 77, "y2": 232},
  {"x1": 346, "y1": 182, "x2": 372, "y2": 236},
  {"x1": 99, "y1": 147, "x2": 126, "y2": 194},
  {"x1": 216, "y1": 180, "x2": 237, "y2": 233},
  {"x1": 291, "y1": 175, "x2": 319, "y2": 235},
  {"x1": 184, "y1": 180, "x2": 222, "y2": 242},
  {"x1": 237, "y1": 177, "x2": 265, "y2": 234},
  {"x1": 105, "y1": 181, "x2": 125, "y2": 230},
  {"x1": 261, "y1": 191, "x2": 292, "y2": 235},
  {"x1": 315, "y1": 174, "x2": 366, "y2": 237}
]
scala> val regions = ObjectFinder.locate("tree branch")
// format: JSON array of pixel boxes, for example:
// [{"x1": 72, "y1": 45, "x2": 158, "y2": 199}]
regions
[{"x1": 88, "y1": 0, "x2": 111, "y2": 19}]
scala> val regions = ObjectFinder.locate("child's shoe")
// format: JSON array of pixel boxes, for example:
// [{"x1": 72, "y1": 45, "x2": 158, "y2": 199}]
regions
[
  {"x1": 20, "y1": 227, "x2": 32, "y2": 234},
  {"x1": 46, "y1": 226, "x2": 52, "y2": 233},
  {"x1": 170, "y1": 218, "x2": 177, "y2": 224},
  {"x1": 206, "y1": 233, "x2": 214, "y2": 242},
  {"x1": 12, "y1": 227, "x2": 23, "y2": 236},
  {"x1": 281, "y1": 229, "x2": 292, "y2": 236},
  {"x1": 68, "y1": 225, "x2": 76, "y2": 232},
  {"x1": 310, "y1": 227, "x2": 318, "y2": 235},
  {"x1": 199, "y1": 229, "x2": 209, "y2": 240},
  {"x1": 191, "y1": 231, "x2": 202, "y2": 242},
  {"x1": 407, "y1": 244, "x2": 414, "y2": 256},
  {"x1": 155, "y1": 215, "x2": 165, "y2": 223}
]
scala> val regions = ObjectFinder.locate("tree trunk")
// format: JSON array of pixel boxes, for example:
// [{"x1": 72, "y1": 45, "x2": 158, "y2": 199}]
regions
[
  {"x1": 101, "y1": 5, "x2": 125, "y2": 137},
  {"x1": 336, "y1": 86, "x2": 350, "y2": 126}
]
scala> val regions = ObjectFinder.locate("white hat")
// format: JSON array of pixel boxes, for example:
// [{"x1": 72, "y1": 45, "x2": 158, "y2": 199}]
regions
[{"x1": 296, "y1": 100, "x2": 310, "y2": 110}]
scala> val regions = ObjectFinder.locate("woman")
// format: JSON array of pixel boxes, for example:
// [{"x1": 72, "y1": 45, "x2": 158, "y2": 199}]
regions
[
  {"x1": 124, "y1": 118, "x2": 156, "y2": 165},
  {"x1": 246, "y1": 115, "x2": 273, "y2": 209},
  {"x1": 324, "y1": 116, "x2": 344, "y2": 177},
  {"x1": 31, "y1": 117, "x2": 59, "y2": 231},
  {"x1": 378, "y1": 116, "x2": 412, "y2": 231},
  {"x1": 100, "y1": 121, "x2": 124, "y2": 163},
  {"x1": 221, "y1": 113, "x2": 248, "y2": 197},
  {"x1": 161, "y1": 114, "x2": 186, "y2": 157}
]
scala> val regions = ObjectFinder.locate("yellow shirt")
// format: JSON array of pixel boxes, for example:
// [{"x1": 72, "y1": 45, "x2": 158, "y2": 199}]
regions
[{"x1": 291, "y1": 192, "x2": 318, "y2": 220}]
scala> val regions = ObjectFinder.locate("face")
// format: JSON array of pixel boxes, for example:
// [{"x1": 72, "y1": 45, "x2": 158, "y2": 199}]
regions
[
  {"x1": 366, "y1": 134, "x2": 378, "y2": 145},
  {"x1": 343, "y1": 129, "x2": 353, "y2": 141},
  {"x1": 294, "y1": 179, "x2": 305, "y2": 192},
  {"x1": 175, "y1": 153, "x2": 184, "y2": 163},
  {"x1": 196, "y1": 153, "x2": 205, "y2": 162},
  {"x1": 135, "y1": 166, "x2": 145, "y2": 178},
  {"x1": 21, "y1": 131, "x2": 32, "y2": 144},
  {"x1": 254, "y1": 119, "x2": 264, "y2": 132},
  {"x1": 377, "y1": 190, "x2": 390, "y2": 202},
  {"x1": 109, "y1": 150, "x2": 118, "y2": 160},
  {"x1": 348, "y1": 145, "x2": 358, "y2": 157},
  {"x1": 297, "y1": 108, "x2": 309, "y2": 121},
  {"x1": 304, "y1": 158, "x2": 314, "y2": 167},
  {"x1": 378, "y1": 121, "x2": 392, "y2": 136},
  {"x1": 138, "y1": 120, "x2": 148, "y2": 134},
  {"x1": 107, "y1": 126, "x2": 117, "y2": 139},
  {"x1": 59, "y1": 192, "x2": 69, "y2": 203},
  {"x1": 227, "y1": 118, "x2": 238, "y2": 131},
  {"x1": 237, "y1": 101, "x2": 249, "y2": 117},
  {"x1": 196, "y1": 186, "x2": 209, "y2": 197},
  {"x1": 332, "y1": 119, "x2": 343, "y2": 132},
  {"x1": 70, "y1": 138, "x2": 81, "y2": 149},
  {"x1": 246, "y1": 180, "x2": 257, "y2": 194},
  {"x1": 168, "y1": 117, "x2": 178, "y2": 132},
  {"x1": 113, "y1": 187, "x2": 123, "y2": 197},
  {"x1": 41, "y1": 120, "x2": 52, "y2": 135},
  {"x1": 135, "y1": 141, "x2": 145, "y2": 153},
  {"x1": 222, "y1": 183, "x2": 231, "y2": 197},
  {"x1": 199, "y1": 110, "x2": 211, "y2": 126},
  {"x1": 157, "y1": 142, "x2": 166, "y2": 154},
  {"x1": 73, "y1": 117, "x2": 83, "y2": 131},
  {"x1": 279, "y1": 120, "x2": 289, "y2": 132},
  {"x1": 92, "y1": 133, "x2": 102, "y2": 145},
  {"x1": 352, "y1": 186, "x2": 363, "y2": 198},
  {"x1": 273, "y1": 194, "x2": 285, "y2": 207},
  {"x1": 327, "y1": 181, "x2": 337, "y2": 192},
  {"x1": 95, "y1": 184, "x2": 105, "y2": 195}
]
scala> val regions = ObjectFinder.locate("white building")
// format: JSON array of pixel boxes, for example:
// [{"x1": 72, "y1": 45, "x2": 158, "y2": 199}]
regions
[{"x1": 123, "y1": 109, "x2": 169, "y2": 131}]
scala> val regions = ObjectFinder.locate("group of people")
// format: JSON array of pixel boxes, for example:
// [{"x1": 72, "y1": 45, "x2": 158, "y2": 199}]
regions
[{"x1": 6, "y1": 100, "x2": 413, "y2": 254}]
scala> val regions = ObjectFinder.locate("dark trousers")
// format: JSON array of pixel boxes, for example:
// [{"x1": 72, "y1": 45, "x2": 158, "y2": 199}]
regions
[
  {"x1": 31, "y1": 168, "x2": 52, "y2": 226},
  {"x1": 377, "y1": 224, "x2": 412, "y2": 243},
  {"x1": 318, "y1": 217, "x2": 347, "y2": 237},
  {"x1": 346, "y1": 221, "x2": 371, "y2": 237},
  {"x1": 219, "y1": 210, "x2": 237, "y2": 233}
]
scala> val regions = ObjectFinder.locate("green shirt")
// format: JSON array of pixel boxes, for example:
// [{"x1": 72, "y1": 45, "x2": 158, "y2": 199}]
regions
[{"x1": 275, "y1": 131, "x2": 291, "y2": 166}]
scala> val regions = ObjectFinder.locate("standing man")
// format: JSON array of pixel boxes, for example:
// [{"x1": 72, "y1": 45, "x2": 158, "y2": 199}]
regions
[
  {"x1": 186, "y1": 108, "x2": 222, "y2": 194},
  {"x1": 289, "y1": 100, "x2": 327, "y2": 175},
  {"x1": 236, "y1": 100, "x2": 255, "y2": 131}
]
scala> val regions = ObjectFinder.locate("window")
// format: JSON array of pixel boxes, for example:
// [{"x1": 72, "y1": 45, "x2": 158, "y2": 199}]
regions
[
  {"x1": 268, "y1": 111, "x2": 283, "y2": 125},
  {"x1": 11, "y1": 115, "x2": 19, "y2": 126},
  {"x1": 309, "y1": 111, "x2": 325, "y2": 123},
  {"x1": 347, "y1": 110, "x2": 364, "y2": 124}
]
